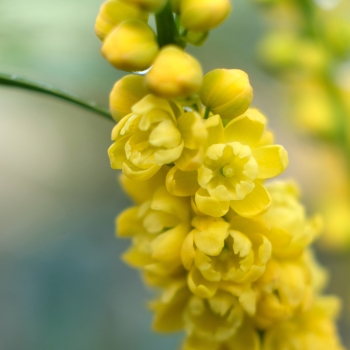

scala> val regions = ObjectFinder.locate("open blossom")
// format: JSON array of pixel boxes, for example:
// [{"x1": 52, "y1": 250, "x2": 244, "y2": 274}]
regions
[
  {"x1": 182, "y1": 215, "x2": 271, "y2": 298},
  {"x1": 168, "y1": 109, "x2": 288, "y2": 217},
  {"x1": 118, "y1": 185, "x2": 191, "y2": 275},
  {"x1": 108, "y1": 94, "x2": 207, "y2": 180}
]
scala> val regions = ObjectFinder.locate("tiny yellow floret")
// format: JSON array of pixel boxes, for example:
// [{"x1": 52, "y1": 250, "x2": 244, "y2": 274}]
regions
[
  {"x1": 180, "y1": 0, "x2": 231, "y2": 32},
  {"x1": 110, "y1": 75, "x2": 148, "y2": 122},
  {"x1": 101, "y1": 19, "x2": 159, "y2": 72},
  {"x1": 146, "y1": 45, "x2": 203, "y2": 98},
  {"x1": 200, "y1": 69, "x2": 253, "y2": 120}
]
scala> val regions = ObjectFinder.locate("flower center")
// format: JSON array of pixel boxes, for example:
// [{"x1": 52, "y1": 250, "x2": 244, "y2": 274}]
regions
[{"x1": 221, "y1": 164, "x2": 235, "y2": 178}]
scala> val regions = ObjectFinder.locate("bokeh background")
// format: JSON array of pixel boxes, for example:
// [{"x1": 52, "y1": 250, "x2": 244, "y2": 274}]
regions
[{"x1": 0, "y1": 0, "x2": 349, "y2": 349}]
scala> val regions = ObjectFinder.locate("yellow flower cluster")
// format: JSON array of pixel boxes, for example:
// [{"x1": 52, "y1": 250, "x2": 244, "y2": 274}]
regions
[
  {"x1": 254, "y1": 0, "x2": 350, "y2": 250},
  {"x1": 95, "y1": 0, "x2": 345, "y2": 349}
]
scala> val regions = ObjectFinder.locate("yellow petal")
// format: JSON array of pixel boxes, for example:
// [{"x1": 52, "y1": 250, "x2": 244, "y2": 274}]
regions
[
  {"x1": 175, "y1": 147, "x2": 204, "y2": 171},
  {"x1": 177, "y1": 111, "x2": 207, "y2": 149},
  {"x1": 181, "y1": 231, "x2": 196, "y2": 270},
  {"x1": 117, "y1": 207, "x2": 143, "y2": 237},
  {"x1": 166, "y1": 167, "x2": 199, "y2": 197},
  {"x1": 149, "y1": 119, "x2": 182, "y2": 148},
  {"x1": 193, "y1": 219, "x2": 230, "y2": 255},
  {"x1": 151, "y1": 186, "x2": 190, "y2": 222},
  {"x1": 122, "y1": 162, "x2": 161, "y2": 181},
  {"x1": 224, "y1": 108, "x2": 266, "y2": 147},
  {"x1": 204, "y1": 114, "x2": 225, "y2": 146},
  {"x1": 119, "y1": 166, "x2": 169, "y2": 203},
  {"x1": 108, "y1": 136, "x2": 128, "y2": 169},
  {"x1": 195, "y1": 188, "x2": 230, "y2": 217},
  {"x1": 227, "y1": 320, "x2": 260, "y2": 350},
  {"x1": 253, "y1": 145, "x2": 289, "y2": 179},
  {"x1": 151, "y1": 223, "x2": 188, "y2": 264},
  {"x1": 122, "y1": 245, "x2": 153, "y2": 267},
  {"x1": 153, "y1": 140, "x2": 184, "y2": 165},
  {"x1": 230, "y1": 181, "x2": 271, "y2": 217},
  {"x1": 188, "y1": 267, "x2": 218, "y2": 298}
]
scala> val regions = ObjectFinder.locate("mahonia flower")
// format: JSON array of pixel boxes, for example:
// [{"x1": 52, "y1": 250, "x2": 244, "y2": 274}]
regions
[
  {"x1": 262, "y1": 297, "x2": 345, "y2": 350},
  {"x1": 101, "y1": 19, "x2": 159, "y2": 71},
  {"x1": 168, "y1": 110, "x2": 288, "y2": 217},
  {"x1": 118, "y1": 184, "x2": 191, "y2": 275},
  {"x1": 180, "y1": 0, "x2": 231, "y2": 32},
  {"x1": 253, "y1": 251, "x2": 321, "y2": 329},
  {"x1": 263, "y1": 181, "x2": 322, "y2": 259},
  {"x1": 109, "y1": 74, "x2": 148, "y2": 122},
  {"x1": 145, "y1": 45, "x2": 203, "y2": 98},
  {"x1": 108, "y1": 94, "x2": 207, "y2": 180},
  {"x1": 95, "y1": 0, "x2": 148, "y2": 40},
  {"x1": 181, "y1": 215, "x2": 271, "y2": 298},
  {"x1": 200, "y1": 69, "x2": 253, "y2": 120}
]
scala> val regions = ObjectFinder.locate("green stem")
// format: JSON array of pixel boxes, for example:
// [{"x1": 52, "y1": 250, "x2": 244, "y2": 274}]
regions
[
  {"x1": 0, "y1": 72, "x2": 113, "y2": 122},
  {"x1": 204, "y1": 106, "x2": 211, "y2": 119},
  {"x1": 155, "y1": 1, "x2": 182, "y2": 48}
]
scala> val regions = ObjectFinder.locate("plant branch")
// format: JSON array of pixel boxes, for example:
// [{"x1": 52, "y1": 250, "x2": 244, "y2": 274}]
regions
[{"x1": 0, "y1": 72, "x2": 113, "y2": 122}]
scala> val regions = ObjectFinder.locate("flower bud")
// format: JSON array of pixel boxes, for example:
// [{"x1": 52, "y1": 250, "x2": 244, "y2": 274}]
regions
[
  {"x1": 200, "y1": 69, "x2": 253, "y2": 119},
  {"x1": 101, "y1": 19, "x2": 159, "y2": 72},
  {"x1": 127, "y1": 0, "x2": 167, "y2": 12},
  {"x1": 145, "y1": 45, "x2": 203, "y2": 98},
  {"x1": 95, "y1": 0, "x2": 148, "y2": 41},
  {"x1": 180, "y1": 0, "x2": 231, "y2": 32},
  {"x1": 109, "y1": 75, "x2": 148, "y2": 122}
]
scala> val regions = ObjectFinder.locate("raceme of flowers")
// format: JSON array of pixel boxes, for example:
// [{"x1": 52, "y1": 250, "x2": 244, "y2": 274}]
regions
[{"x1": 95, "y1": 0, "x2": 345, "y2": 349}]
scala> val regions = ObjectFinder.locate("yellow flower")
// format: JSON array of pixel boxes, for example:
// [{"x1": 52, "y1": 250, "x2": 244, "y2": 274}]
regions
[
  {"x1": 183, "y1": 319, "x2": 260, "y2": 350},
  {"x1": 253, "y1": 255, "x2": 315, "y2": 329},
  {"x1": 101, "y1": 19, "x2": 159, "y2": 72},
  {"x1": 182, "y1": 215, "x2": 271, "y2": 298},
  {"x1": 180, "y1": 0, "x2": 231, "y2": 32},
  {"x1": 108, "y1": 94, "x2": 207, "y2": 180},
  {"x1": 95, "y1": 0, "x2": 148, "y2": 40},
  {"x1": 200, "y1": 69, "x2": 253, "y2": 120},
  {"x1": 170, "y1": 110, "x2": 288, "y2": 217},
  {"x1": 263, "y1": 297, "x2": 345, "y2": 350},
  {"x1": 127, "y1": 0, "x2": 167, "y2": 12},
  {"x1": 117, "y1": 186, "x2": 191, "y2": 275},
  {"x1": 110, "y1": 74, "x2": 148, "y2": 122},
  {"x1": 263, "y1": 181, "x2": 322, "y2": 259},
  {"x1": 145, "y1": 45, "x2": 203, "y2": 98}
]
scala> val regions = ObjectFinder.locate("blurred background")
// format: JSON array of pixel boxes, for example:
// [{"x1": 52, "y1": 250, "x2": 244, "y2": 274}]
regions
[{"x1": 0, "y1": 0, "x2": 349, "y2": 349}]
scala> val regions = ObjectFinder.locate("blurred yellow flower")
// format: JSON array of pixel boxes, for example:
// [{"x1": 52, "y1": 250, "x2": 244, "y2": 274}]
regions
[
  {"x1": 263, "y1": 297, "x2": 345, "y2": 350},
  {"x1": 263, "y1": 181, "x2": 322, "y2": 259},
  {"x1": 127, "y1": 0, "x2": 167, "y2": 12},
  {"x1": 180, "y1": 0, "x2": 231, "y2": 32},
  {"x1": 108, "y1": 94, "x2": 207, "y2": 180}
]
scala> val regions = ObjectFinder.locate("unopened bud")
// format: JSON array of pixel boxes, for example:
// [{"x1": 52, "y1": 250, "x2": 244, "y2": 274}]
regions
[
  {"x1": 200, "y1": 69, "x2": 253, "y2": 119},
  {"x1": 110, "y1": 75, "x2": 148, "y2": 122},
  {"x1": 95, "y1": 0, "x2": 148, "y2": 41},
  {"x1": 127, "y1": 0, "x2": 167, "y2": 12},
  {"x1": 146, "y1": 45, "x2": 203, "y2": 98},
  {"x1": 101, "y1": 19, "x2": 159, "y2": 72},
  {"x1": 180, "y1": 0, "x2": 231, "y2": 32}
]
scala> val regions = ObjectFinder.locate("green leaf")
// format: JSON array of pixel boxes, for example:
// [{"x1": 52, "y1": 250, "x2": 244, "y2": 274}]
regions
[{"x1": 0, "y1": 72, "x2": 113, "y2": 122}]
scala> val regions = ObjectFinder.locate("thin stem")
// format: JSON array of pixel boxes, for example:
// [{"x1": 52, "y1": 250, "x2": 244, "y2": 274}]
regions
[
  {"x1": 155, "y1": 0, "x2": 183, "y2": 48},
  {"x1": 0, "y1": 72, "x2": 113, "y2": 122},
  {"x1": 204, "y1": 106, "x2": 211, "y2": 120}
]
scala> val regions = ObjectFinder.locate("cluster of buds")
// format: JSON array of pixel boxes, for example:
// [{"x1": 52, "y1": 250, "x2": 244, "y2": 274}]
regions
[
  {"x1": 254, "y1": 0, "x2": 350, "y2": 250},
  {"x1": 95, "y1": 0, "x2": 345, "y2": 349}
]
